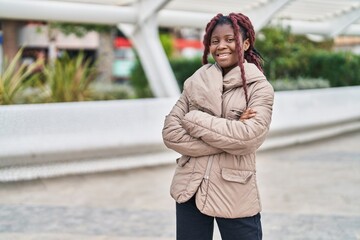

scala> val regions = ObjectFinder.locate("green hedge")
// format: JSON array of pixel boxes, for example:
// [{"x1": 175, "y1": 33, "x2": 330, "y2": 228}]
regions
[
  {"x1": 130, "y1": 50, "x2": 360, "y2": 98},
  {"x1": 261, "y1": 50, "x2": 360, "y2": 88},
  {"x1": 130, "y1": 57, "x2": 203, "y2": 98},
  {"x1": 171, "y1": 58, "x2": 203, "y2": 91},
  {"x1": 304, "y1": 51, "x2": 360, "y2": 87},
  {"x1": 130, "y1": 27, "x2": 360, "y2": 97},
  {"x1": 270, "y1": 78, "x2": 330, "y2": 91},
  {"x1": 129, "y1": 60, "x2": 153, "y2": 98},
  {"x1": 256, "y1": 27, "x2": 360, "y2": 87}
]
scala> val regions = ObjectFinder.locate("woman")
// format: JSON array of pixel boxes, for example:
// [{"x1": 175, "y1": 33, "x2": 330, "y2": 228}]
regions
[{"x1": 162, "y1": 12, "x2": 274, "y2": 240}]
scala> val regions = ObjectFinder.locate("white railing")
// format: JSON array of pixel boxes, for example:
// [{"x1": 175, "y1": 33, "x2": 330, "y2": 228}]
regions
[{"x1": 1, "y1": 86, "x2": 360, "y2": 181}]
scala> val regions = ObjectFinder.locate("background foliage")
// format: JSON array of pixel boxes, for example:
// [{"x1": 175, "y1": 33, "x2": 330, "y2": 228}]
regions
[
  {"x1": 48, "y1": 22, "x2": 113, "y2": 37},
  {"x1": 0, "y1": 49, "x2": 133, "y2": 105},
  {"x1": 0, "y1": 49, "x2": 43, "y2": 105},
  {"x1": 304, "y1": 51, "x2": 360, "y2": 87},
  {"x1": 2, "y1": 26, "x2": 360, "y2": 104},
  {"x1": 130, "y1": 57, "x2": 204, "y2": 98},
  {"x1": 130, "y1": 26, "x2": 360, "y2": 97},
  {"x1": 256, "y1": 27, "x2": 360, "y2": 87},
  {"x1": 42, "y1": 52, "x2": 96, "y2": 102}
]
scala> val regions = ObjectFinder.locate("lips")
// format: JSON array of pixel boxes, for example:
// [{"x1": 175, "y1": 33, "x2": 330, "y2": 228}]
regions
[{"x1": 217, "y1": 53, "x2": 231, "y2": 59}]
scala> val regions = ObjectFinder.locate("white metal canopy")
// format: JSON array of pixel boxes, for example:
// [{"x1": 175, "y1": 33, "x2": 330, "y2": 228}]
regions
[
  {"x1": 1, "y1": 0, "x2": 359, "y2": 97},
  {"x1": 1, "y1": 0, "x2": 360, "y2": 35}
]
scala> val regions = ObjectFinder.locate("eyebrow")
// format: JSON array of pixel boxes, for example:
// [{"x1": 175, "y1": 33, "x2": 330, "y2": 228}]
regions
[{"x1": 211, "y1": 34, "x2": 234, "y2": 38}]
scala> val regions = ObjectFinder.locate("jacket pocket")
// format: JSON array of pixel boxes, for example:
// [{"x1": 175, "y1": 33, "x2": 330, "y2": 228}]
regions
[
  {"x1": 176, "y1": 155, "x2": 191, "y2": 167},
  {"x1": 170, "y1": 155, "x2": 200, "y2": 203},
  {"x1": 221, "y1": 168, "x2": 253, "y2": 184}
]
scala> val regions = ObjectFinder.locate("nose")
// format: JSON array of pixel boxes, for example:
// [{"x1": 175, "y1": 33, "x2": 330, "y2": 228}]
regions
[{"x1": 218, "y1": 40, "x2": 228, "y2": 49}]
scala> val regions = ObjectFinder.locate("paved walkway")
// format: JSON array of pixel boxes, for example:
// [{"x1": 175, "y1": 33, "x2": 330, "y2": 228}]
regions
[{"x1": 0, "y1": 131, "x2": 360, "y2": 240}]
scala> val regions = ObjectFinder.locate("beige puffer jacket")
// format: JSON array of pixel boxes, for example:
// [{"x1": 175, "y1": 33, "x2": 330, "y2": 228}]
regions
[{"x1": 162, "y1": 61, "x2": 274, "y2": 218}]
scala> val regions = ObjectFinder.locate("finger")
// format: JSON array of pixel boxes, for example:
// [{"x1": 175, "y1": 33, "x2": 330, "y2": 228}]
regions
[
  {"x1": 240, "y1": 115, "x2": 251, "y2": 120},
  {"x1": 241, "y1": 112, "x2": 256, "y2": 119},
  {"x1": 245, "y1": 114, "x2": 256, "y2": 119}
]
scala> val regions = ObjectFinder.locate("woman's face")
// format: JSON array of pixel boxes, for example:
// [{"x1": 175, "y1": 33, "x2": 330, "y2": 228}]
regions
[{"x1": 209, "y1": 23, "x2": 249, "y2": 75}]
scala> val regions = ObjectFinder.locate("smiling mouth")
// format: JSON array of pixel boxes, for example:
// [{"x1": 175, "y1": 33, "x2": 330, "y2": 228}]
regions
[{"x1": 217, "y1": 53, "x2": 231, "y2": 59}]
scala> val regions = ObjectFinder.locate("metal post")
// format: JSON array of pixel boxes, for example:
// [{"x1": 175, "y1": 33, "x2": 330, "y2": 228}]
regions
[{"x1": 118, "y1": 0, "x2": 180, "y2": 98}]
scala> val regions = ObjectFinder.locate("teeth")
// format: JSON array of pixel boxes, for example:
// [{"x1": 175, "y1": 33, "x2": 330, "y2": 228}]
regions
[{"x1": 218, "y1": 53, "x2": 229, "y2": 57}]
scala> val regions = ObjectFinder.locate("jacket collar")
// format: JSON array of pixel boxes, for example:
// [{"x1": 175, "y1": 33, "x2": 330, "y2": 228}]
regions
[
  {"x1": 185, "y1": 61, "x2": 265, "y2": 117},
  {"x1": 215, "y1": 61, "x2": 265, "y2": 92}
]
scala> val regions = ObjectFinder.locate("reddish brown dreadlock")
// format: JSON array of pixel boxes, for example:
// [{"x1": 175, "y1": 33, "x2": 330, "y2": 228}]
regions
[{"x1": 202, "y1": 13, "x2": 264, "y2": 107}]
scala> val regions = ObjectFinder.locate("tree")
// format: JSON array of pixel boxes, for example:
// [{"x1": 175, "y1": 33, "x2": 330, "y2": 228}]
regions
[
  {"x1": 255, "y1": 26, "x2": 333, "y2": 80},
  {"x1": 1, "y1": 20, "x2": 25, "y2": 63},
  {"x1": 49, "y1": 22, "x2": 116, "y2": 84}
]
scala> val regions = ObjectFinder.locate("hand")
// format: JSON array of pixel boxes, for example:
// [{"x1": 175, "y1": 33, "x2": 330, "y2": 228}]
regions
[{"x1": 240, "y1": 108, "x2": 256, "y2": 121}]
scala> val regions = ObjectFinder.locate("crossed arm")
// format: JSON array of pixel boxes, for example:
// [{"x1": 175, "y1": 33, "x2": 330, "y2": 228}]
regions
[
  {"x1": 162, "y1": 91, "x2": 259, "y2": 157},
  {"x1": 180, "y1": 81, "x2": 274, "y2": 156}
]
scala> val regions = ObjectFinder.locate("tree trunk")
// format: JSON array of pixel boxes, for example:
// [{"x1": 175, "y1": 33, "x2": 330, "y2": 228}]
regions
[
  {"x1": 96, "y1": 29, "x2": 115, "y2": 84},
  {"x1": 1, "y1": 20, "x2": 23, "y2": 61},
  {"x1": 47, "y1": 25, "x2": 58, "y2": 65}
]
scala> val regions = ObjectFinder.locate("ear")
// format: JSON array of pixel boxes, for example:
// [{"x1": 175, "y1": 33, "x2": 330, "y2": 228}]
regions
[{"x1": 243, "y1": 38, "x2": 250, "y2": 51}]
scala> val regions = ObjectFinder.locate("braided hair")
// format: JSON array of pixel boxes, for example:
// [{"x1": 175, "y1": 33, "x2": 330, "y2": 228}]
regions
[{"x1": 202, "y1": 13, "x2": 263, "y2": 107}]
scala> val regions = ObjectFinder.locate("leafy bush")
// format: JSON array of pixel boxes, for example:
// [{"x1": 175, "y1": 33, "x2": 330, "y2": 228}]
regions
[
  {"x1": 0, "y1": 49, "x2": 43, "y2": 105},
  {"x1": 129, "y1": 60, "x2": 154, "y2": 98},
  {"x1": 270, "y1": 78, "x2": 330, "y2": 91},
  {"x1": 171, "y1": 57, "x2": 203, "y2": 91},
  {"x1": 256, "y1": 26, "x2": 334, "y2": 81},
  {"x1": 305, "y1": 51, "x2": 360, "y2": 87},
  {"x1": 1, "y1": 49, "x2": 137, "y2": 104},
  {"x1": 14, "y1": 87, "x2": 47, "y2": 104},
  {"x1": 255, "y1": 26, "x2": 360, "y2": 88},
  {"x1": 42, "y1": 52, "x2": 97, "y2": 102},
  {"x1": 89, "y1": 82, "x2": 135, "y2": 100},
  {"x1": 159, "y1": 33, "x2": 175, "y2": 58}
]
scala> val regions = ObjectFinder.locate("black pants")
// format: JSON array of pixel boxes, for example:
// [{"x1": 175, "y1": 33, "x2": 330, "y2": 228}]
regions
[{"x1": 176, "y1": 196, "x2": 262, "y2": 240}]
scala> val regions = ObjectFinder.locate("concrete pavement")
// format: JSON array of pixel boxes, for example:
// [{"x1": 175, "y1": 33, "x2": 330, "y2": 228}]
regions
[{"x1": 0, "y1": 131, "x2": 360, "y2": 240}]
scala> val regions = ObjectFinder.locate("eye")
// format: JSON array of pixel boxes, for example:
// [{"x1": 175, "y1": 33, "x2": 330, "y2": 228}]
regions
[
  {"x1": 227, "y1": 38, "x2": 235, "y2": 43},
  {"x1": 211, "y1": 39, "x2": 219, "y2": 45}
]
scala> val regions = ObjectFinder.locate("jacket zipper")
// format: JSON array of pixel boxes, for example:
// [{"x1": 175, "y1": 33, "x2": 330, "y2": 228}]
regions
[
  {"x1": 201, "y1": 155, "x2": 214, "y2": 212},
  {"x1": 203, "y1": 90, "x2": 225, "y2": 180},
  {"x1": 204, "y1": 155, "x2": 214, "y2": 179}
]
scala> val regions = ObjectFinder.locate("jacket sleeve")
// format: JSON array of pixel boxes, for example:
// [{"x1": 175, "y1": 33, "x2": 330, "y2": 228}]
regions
[
  {"x1": 181, "y1": 81, "x2": 274, "y2": 156},
  {"x1": 162, "y1": 90, "x2": 223, "y2": 157}
]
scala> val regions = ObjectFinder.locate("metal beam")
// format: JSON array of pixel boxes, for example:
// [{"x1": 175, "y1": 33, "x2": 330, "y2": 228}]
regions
[
  {"x1": 119, "y1": 19, "x2": 179, "y2": 97},
  {"x1": 138, "y1": 0, "x2": 171, "y2": 25},
  {"x1": 120, "y1": 23, "x2": 164, "y2": 97},
  {"x1": 246, "y1": 0, "x2": 294, "y2": 31},
  {"x1": 157, "y1": 0, "x2": 294, "y2": 31},
  {"x1": 344, "y1": 24, "x2": 360, "y2": 36},
  {"x1": 328, "y1": 7, "x2": 360, "y2": 37},
  {"x1": 274, "y1": 19, "x2": 330, "y2": 35},
  {"x1": 157, "y1": 10, "x2": 210, "y2": 29},
  {"x1": 0, "y1": 0, "x2": 273, "y2": 31},
  {"x1": 0, "y1": 0, "x2": 136, "y2": 24},
  {"x1": 119, "y1": 0, "x2": 180, "y2": 98},
  {"x1": 275, "y1": 19, "x2": 360, "y2": 37},
  {"x1": 1, "y1": 0, "x2": 360, "y2": 36}
]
